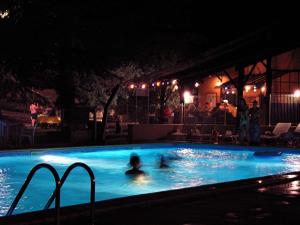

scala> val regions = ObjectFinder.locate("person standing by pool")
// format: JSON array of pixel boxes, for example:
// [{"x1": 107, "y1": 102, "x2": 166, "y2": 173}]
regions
[
  {"x1": 125, "y1": 154, "x2": 145, "y2": 176},
  {"x1": 29, "y1": 102, "x2": 39, "y2": 127},
  {"x1": 249, "y1": 100, "x2": 261, "y2": 145},
  {"x1": 237, "y1": 98, "x2": 249, "y2": 145}
]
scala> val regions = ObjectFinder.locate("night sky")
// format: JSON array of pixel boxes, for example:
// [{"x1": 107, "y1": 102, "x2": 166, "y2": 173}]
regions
[{"x1": 0, "y1": 1, "x2": 297, "y2": 81}]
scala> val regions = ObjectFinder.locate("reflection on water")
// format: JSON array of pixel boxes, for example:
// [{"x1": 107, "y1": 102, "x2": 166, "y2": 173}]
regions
[{"x1": 1, "y1": 145, "x2": 300, "y2": 216}]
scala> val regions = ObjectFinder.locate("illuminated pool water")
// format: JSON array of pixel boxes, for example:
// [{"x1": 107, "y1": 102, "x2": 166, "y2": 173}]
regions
[{"x1": 1, "y1": 144, "x2": 300, "y2": 216}]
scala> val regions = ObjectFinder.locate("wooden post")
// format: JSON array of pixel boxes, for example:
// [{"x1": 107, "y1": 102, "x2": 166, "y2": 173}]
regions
[
  {"x1": 236, "y1": 66, "x2": 245, "y2": 131},
  {"x1": 99, "y1": 84, "x2": 120, "y2": 143},
  {"x1": 265, "y1": 57, "x2": 272, "y2": 125},
  {"x1": 93, "y1": 107, "x2": 97, "y2": 142},
  {"x1": 237, "y1": 66, "x2": 245, "y2": 109}
]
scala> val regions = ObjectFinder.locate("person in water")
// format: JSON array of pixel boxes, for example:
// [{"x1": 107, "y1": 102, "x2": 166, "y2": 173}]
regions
[
  {"x1": 125, "y1": 154, "x2": 145, "y2": 176},
  {"x1": 159, "y1": 154, "x2": 169, "y2": 168}
]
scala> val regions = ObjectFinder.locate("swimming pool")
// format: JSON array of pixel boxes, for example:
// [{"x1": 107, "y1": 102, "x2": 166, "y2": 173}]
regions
[{"x1": 1, "y1": 143, "x2": 300, "y2": 216}]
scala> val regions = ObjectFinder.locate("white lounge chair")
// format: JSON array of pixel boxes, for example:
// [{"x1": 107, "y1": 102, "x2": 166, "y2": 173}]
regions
[{"x1": 260, "y1": 123, "x2": 291, "y2": 143}]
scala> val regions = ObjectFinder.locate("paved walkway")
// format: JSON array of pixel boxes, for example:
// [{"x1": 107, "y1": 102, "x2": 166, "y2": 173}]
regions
[{"x1": 93, "y1": 178, "x2": 300, "y2": 225}]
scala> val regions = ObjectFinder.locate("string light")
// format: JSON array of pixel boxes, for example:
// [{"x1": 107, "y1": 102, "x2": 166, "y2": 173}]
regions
[
  {"x1": 0, "y1": 10, "x2": 9, "y2": 19},
  {"x1": 156, "y1": 81, "x2": 161, "y2": 87}
]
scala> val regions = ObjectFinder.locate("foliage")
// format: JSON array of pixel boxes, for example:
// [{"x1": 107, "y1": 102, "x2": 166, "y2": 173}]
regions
[{"x1": 73, "y1": 62, "x2": 144, "y2": 108}]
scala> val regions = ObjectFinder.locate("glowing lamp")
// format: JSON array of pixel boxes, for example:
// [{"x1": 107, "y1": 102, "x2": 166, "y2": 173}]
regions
[
  {"x1": 216, "y1": 80, "x2": 222, "y2": 87},
  {"x1": 294, "y1": 89, "x2": 300, "y2": 98},
  {"x1": 194, "y1": 82, "x2": 200, "y2": 88},
  {"x1": 172, "y1": 79, "x2": 177, "y2": 85},
  {"x1": 156, "y1": 81, "x2": 161, "y2": 87},
  {"x1": 261, "y1": 86, "x2": 266, "y2": 92},
  {"x1": 231, "y1": 90, "x2": 235, "y2": 94},
  {"x1": 245, "y1": 85, "x2": 251, "y2": 93},
  {"x1": 183, "y1": 91, "x2": 193, "y2": 104},
  {"x1": 141, "y1": 84, "x2": 146, "y2": 89},
  {"x1": 174, "y1": 85, "x2": 179, "y2": 90},
  {"x1": 129, "y1": 84, "x2": 135, "y2": 89}
]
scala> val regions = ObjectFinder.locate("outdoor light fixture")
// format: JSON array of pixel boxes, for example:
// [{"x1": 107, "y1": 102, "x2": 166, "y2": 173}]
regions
[
  {"x1": 294, "y1": 89, "x2": 300, "y2": 98},
  {"x1": 156, "y1": 81, "x2": 161, "y2": 87},
  {"x1": 216, "y1": 80, "x2": 222, "y2": 87},
  {"x1": 231, "y1": 90, "x2": 235, "y2": 94},
  {"x1": 224, "y1": 86, "x2": 228, "y2": 90},
  {"x1": 245, "y1": 85, "x2": 251, "y2": 92},
  {"x1": 261, "y1": 86, "x2": 266, "y2": 92},
  {"x1": 183, "y1": 91, "x2": 193, "y2": 104},
  {"x1": 172, "y1": 79, "x2": 177, "y2": 85},
  {"x1": 194, "y1": 82, "x2": 200, "y2": 88},
  {"x1": 226, "y1": 91, "x2": 229, "y2": 94},
  {"x1": 152, "y1": 83, "x2": 155, "y2": 87},
  {"x1": 129, "y1": 84, "x2": 135, "y2": 89},
  {"x1": 141, "y1": 84, "x2": 146, "y2": 89},
  {"x1": 174, "y1": 85, "x2": 179, "y2": 90}
]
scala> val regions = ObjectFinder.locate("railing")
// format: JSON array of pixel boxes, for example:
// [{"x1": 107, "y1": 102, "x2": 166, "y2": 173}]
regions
[
  {"x1": 44, "y1": 162, "x2": 95, "y2": 225},
  {"x1": 6, "y1": 163, "x2": 61, "y2": 225},
  {"x1": 6, "y1": 162, "x2": 96, "y2": 225}
]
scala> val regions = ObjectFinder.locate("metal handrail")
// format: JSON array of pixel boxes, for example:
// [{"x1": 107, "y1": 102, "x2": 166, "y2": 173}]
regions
[
  {"x1": 44, "y1": 162, "x2": 95, "y2": 225},
  {"x1": 6, "y1": 163, "x2": 61, "y2": 225}
]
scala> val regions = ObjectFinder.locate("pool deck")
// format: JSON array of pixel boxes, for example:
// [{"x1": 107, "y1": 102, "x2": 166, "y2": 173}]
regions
[{"x1": 2, "y1": 171, "x2": 300, "y2": 225}]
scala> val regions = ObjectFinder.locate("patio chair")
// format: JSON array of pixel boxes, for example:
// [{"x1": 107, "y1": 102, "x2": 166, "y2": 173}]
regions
[
  {"x1": 170, "y1": 126, "x2": 187, "y2": 141},
  {"x1": 219, "y1": 130, "x2": 238, "y2": 144},
  {"x1": 291, "y1": 123, "x2": 300, "y2": 147},
  {"x1": 260, "y1": 123, "x2": 291, "y2": 144},
  {"x1": 193, "y1": 125, "x2": 213, "y2": 143}
]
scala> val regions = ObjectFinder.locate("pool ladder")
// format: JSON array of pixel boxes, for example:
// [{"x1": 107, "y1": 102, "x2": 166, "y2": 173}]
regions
[{"x1": 6, "y1": 162, "x2": 96, "y2": 225}]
